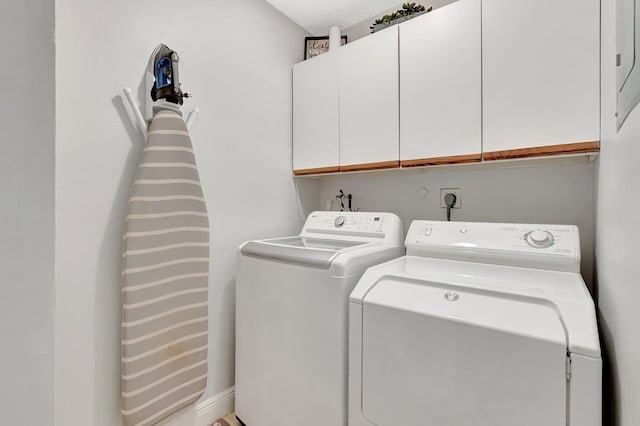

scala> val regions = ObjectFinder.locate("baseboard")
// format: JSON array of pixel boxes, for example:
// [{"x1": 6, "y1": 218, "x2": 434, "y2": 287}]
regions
[{"x1": 161, "y1": 386, "x2": 235, "y2": 426}]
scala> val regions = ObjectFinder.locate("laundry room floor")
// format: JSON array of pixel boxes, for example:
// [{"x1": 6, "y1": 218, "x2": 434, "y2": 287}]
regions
[{"x1": 212, "y1": 413, "x2": 242, "y2": 426}]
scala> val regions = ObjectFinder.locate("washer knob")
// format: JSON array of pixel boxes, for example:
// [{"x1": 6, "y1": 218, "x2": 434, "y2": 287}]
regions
[
  {"x1": 526, "y1": 230, "x2": 554, "y2": 248},
  {"x1": 334, "y1": 216, "x2": 346, "y2": 227}
]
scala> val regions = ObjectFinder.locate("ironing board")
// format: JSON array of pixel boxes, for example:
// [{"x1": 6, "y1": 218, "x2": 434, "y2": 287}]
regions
[{"x1": 121, "y1": 110, "x2": 209, "y2": 426}]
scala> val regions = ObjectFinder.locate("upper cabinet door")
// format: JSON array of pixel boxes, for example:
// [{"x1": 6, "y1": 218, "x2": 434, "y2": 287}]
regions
[
  {"x1": 340, "y1": 27, "x2": 400, "y2": 171},
  {"x1": 482, "y1": 0, "x2": 600, "y2": 159},
  {"x1": 293, "y1": 52, "x2": 340, "y2": 174},
  {"x1": 400, "y1": 0, "x2": 482, "y2": 167}
]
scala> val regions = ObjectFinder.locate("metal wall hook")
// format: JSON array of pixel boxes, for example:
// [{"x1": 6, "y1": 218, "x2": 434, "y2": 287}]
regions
[{"x1": 121, "y1": 87, "x2": 199, "y2": 138}]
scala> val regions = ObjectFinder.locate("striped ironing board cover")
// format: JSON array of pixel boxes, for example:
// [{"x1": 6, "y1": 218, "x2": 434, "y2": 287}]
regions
[{"x1": 121, "y1": 110, "x2": 209, "y2": 426}]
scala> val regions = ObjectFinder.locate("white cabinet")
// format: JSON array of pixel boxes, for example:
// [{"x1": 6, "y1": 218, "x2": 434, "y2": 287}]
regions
[
  {"x1": 292, "y1": 0, "x2": 601, "y2": 176},
  {"x1": 293, "y1": 52, "x2": 340, "y2": 174},
  {"x1": 482, "y1": 0, "x2": 600, "y2": 159},
  {"x1": 339, "y1": 27, "x2": 399, "y2": 171},
  {"x1": 399, "y1": 0, "x2": 481, "y2": 166}
]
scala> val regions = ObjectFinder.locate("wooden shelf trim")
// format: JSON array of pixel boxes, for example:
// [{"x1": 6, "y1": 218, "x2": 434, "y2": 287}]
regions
[
  {"x1": 339, "y1": 160, "x2": 400, "y2": 173},
  {"x1": 401, "y1": 153, "x2": 482, "y2": 168},
  {"x1": 293, "y1": 166, "x2": 340, "y2": 176},
  {"x1": 294, "y1": 142, "x2": 600, "y2": 176},
  {"x1": 482, "y1": 141, "x2": 600, "y2": 161}
]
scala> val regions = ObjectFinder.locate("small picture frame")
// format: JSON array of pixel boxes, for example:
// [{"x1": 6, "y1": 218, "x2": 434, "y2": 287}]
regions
[{"x1": 304, "y1": 36, "x2": 348, "y2": 60}]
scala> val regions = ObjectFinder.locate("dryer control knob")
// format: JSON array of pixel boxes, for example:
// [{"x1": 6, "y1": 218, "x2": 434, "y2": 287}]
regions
[
  {"x1": 334, "y1": 216, "x2": 346, "y2": 227},
  {"x1": 525, "y1": 230, "x2": 554, "y2": 248}
]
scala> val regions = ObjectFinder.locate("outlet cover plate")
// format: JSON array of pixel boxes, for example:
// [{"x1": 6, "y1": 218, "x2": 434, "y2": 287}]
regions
[{"x1": 440, "y1": 188, "x2": 461, "y2": 209}]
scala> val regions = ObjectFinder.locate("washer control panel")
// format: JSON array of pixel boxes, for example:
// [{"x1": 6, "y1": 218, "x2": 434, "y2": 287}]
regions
[
  {"x1": 301, "y1": 211, "x2": 404, "y2": 244},
  {"x1": 307, "y1": 212, "x2": 387, "y2": 233},
  {"x1": 405, "y1": 220, "x2": 580, "y2": 271},
  {"x1": 524, "y1": 230, "x2": 555, "y2": 248}
]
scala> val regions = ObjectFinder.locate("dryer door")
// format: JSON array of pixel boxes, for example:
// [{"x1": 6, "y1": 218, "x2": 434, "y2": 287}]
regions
[{"x1": 361, "y1": 278, "x2": 568, "y2": 426}]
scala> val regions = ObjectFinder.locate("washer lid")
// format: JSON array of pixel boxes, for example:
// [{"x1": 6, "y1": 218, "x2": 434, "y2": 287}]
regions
[
  {"x1": 363, "y1": 276, "x2": 568, "y2": 350},
  {"x1": 240, "y1": 237, "x2": 368, "y2": 268},
  {"x1": 351, "y1": 256, "x2": 600, "y2": 358}
]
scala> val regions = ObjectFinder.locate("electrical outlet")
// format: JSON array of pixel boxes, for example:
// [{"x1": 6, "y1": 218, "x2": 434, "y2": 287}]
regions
[{"x1": 440, "y1": 188, "x2": 461, "y2": 209}]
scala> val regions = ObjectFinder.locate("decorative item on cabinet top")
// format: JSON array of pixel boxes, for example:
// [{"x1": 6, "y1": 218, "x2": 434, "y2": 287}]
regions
[
  {"x1": 304, "y1": 35, "x2": 347, "y2": 60},
  {"x1": 371, "y1": 2, "x2": 433, "y2": 33}
]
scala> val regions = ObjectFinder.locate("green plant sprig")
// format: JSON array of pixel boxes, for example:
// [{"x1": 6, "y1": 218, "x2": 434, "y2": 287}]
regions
[{"x1": 370, "y1": 3, "x2": 432, "y2": 31}]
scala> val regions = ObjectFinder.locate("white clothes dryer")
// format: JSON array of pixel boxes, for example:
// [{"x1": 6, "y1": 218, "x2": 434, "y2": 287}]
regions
[
  {"x1": 235, "y1": 211, "x2": 404, "y2": 426},
  {"x1": 349, "y1": 220, "x2": 601, "y2": 426}
]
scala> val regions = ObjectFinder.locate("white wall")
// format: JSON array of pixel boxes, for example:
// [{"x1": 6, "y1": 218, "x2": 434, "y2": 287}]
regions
[
  {"x1": 55, "y1": 0, "x2": 312, "y2": 424},
  {"x1": 597, "y1": 0, "x2": 640, "y2": 424},
  {"x1": 0, "y1": 0, "x2": 55, "y2": 424},
  {"x1": 319, "y1": 158, "x2": 597, "y2": 290}
]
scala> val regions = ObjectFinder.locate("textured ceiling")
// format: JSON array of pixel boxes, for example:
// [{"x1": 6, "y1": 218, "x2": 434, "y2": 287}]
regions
[{"x1": 264, "y1": 0, "x2": 405, "y2": 35}]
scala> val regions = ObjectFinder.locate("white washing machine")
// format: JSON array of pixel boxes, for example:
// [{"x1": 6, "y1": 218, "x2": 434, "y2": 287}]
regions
[
  {"x1": 235, "y1": 211, "x2": 404, "y2": 426},
  {"x1": 349, "y1": 220, "x2": 601, "y2": 426}
]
